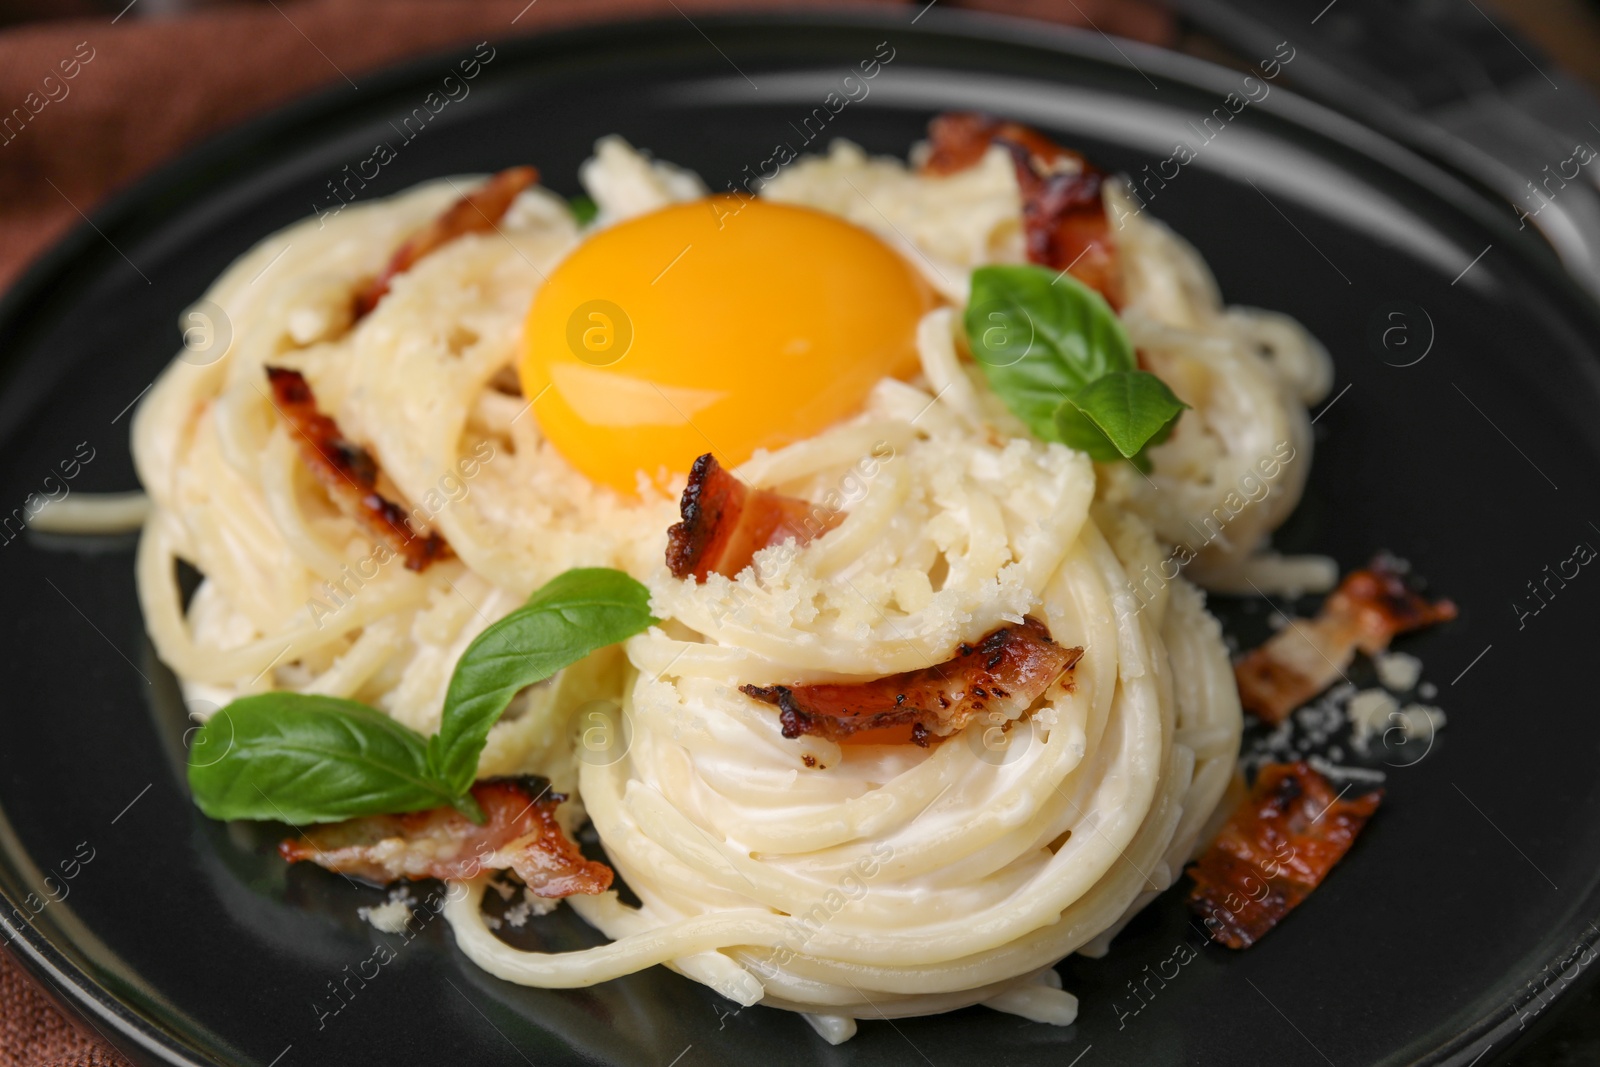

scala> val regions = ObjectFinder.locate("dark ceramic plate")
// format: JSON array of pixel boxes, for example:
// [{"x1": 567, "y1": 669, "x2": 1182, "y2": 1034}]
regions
[{"x1": 2, "y1": 11, "x2": 1598, "y2": 1066}]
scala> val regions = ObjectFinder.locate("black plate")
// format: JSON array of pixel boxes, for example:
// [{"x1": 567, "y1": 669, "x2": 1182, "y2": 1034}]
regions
[{"x1": 2, "y1": 11, "x2": 1598, "y2": 1066}]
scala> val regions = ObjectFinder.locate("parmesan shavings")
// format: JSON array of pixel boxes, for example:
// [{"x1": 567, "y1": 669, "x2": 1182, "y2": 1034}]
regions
[{"x1": 358, "y1": 887, "x2": 417, "y2": 934}]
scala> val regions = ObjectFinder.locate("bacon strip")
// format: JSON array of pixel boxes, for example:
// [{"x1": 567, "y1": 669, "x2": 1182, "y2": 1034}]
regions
[
  {"x1": 353, "y1": 166, "x2": 539, "y2": 319},
  {"x1": 665, "y1": 453, "x2": 840, "y2": 581},
  {"x1": 921, "y1": 112, "x2": 1121, "y2": 306},
  {"x1": 265, "y1": 366, "x2": 450, "y2": 571},
  {"x1": 279, "y1": 779, "x2": 612, "y2": 898},
  {"x1": 741, "y1": 616, "x2": 1081, "y2": 746},
  {"x1": 1234, "y1": 558, "x2": 1457, "y2": 723},
  {"x1": 1189, "y1": 761, "x2": 1381, "y2": 949}
]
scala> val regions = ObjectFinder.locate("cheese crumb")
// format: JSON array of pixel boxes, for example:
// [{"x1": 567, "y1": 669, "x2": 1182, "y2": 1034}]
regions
[
  {"x1": 1397, "y1": 703, "x2": 1445, "y2": 739},
  {"x1": 1347, "y1": 689, "x2": 1399, "y2": 754},
  {"x1": 503, "y1": 890, "x2": 559, "y2": 928},
  {"x1": 1307, "y1": 755, "x2": 1387, "y2": 783},
  {"x1": 1375, "y1": 651, "x2": 1422, "y2": 693},
  {"x1": 357, "y1": 888, "x2": 416, "y2": 934}
]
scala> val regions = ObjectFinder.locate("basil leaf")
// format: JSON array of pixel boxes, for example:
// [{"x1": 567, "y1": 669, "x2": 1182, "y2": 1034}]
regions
[
  {"x1": 429, "y1": 567, "x2": 657, "y2": 794},
  {"x1": 965, "y1": 265, "x2": 1136, "y2": 438},
  {"x1": 184, "y1": 567, "x2": 655, "y2": 828},
  {"x1": 569, "y1": 195, "x2": 598, "y2": 226},
  {"x1": 187, "y1": 694, "x2": 458, "y2": 824},
  {"x1": 1055, "y1": 370, "x2": 1188, "y2": 460},
  {"x1": 1053, "y1": 401, "x2": 1126, "y2": 463}
]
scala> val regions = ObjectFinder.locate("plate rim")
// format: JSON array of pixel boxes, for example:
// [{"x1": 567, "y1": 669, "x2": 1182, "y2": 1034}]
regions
[{"x1": 0, "y1": 9, "x2": 1596, "y2": 1066}]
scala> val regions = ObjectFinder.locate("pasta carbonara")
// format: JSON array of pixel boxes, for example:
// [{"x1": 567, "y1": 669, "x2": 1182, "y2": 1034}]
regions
[{"x1": 119, "y1": 124, "x2": 1333, "y2": 1042}]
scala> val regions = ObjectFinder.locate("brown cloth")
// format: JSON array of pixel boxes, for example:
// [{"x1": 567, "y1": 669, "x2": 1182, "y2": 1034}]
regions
[
  {"x1": 0, "y1": 949, "x2": 128, "y2": 1067},
  {"x1": 0, "y1": 0, "x2": 1169, "y2": 1064},
  {"x1": 0, "y1": 0, "x2": 1172, "y2": 294}
]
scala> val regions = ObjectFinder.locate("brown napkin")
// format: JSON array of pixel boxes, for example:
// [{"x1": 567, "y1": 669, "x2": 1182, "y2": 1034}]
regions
[
  {"x1": 0, "y1": 1, "x2": 1170, "y2": 1064},
  {"x1": 0, "y1": 0, "x2": 1172, "y2": 293},
  {"x1": 0, "y1": 948, "x2": 129, "y2": 1067}
]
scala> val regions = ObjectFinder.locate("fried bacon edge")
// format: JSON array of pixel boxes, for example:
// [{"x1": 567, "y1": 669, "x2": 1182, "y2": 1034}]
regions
[
  {"x1": 665, "y1": 452, "x2": 839, "y2": 582},
  {"x1": 1234, "y1": 558, "x2": 1457, "y2": 723},
  {"x1": 265, "y1": 366, "x2": 450, "y2": 571},
  {"x1": 921, "y1": 111, "x2": 1122, "y2": 306},
  {"x1": 741, "y1": 615, "x2": 1082, "y2": 746},
  {"x1": 353, "y1": 165, "x2": 539, "y2": 320},
  {"x1": 1189, "y1": 761, "x2": 1381, "y2": 949},
  {"x1": 279, "y1": 778, "x2": 612, "y2": 898}
]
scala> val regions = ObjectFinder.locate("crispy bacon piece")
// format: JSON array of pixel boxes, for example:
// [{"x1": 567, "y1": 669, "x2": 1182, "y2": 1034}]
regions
[
  {"x1": 741, "y1": 615, "x2": 1081, "y2": 746},
  {"x1": 265, "y1": 366, "x2": 450, "y2": 571},
  {"x1": 921, "y1": 112, "x2": 1121, "y2": 305},
  {"x1": 922, "y1": 112, "x2": 1074, "y2": 176},
  {"x1": 279, "y1": 779, "x2": 612, "y2": 898},
  {"x1": 665, "y1": 453, "x2": 839, "y2": 581},
  {"x1": 353, "y1": 165, "x2": 538, "y2": 319},
  {"x1": 1234, "y1": 558, "x2": 1457, "y2": 723},
  {"x1": 1189, "y1": 761, "x2": 1381, "y2": 949}
]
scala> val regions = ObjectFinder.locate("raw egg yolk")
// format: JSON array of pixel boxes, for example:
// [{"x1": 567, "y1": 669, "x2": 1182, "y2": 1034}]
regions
[{"x1": 519, "y1": 197, "x2": 935, "y2": 493}]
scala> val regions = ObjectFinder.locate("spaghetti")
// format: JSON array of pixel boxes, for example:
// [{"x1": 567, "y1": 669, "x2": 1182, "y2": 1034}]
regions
[{"x1": 115, "y1": 131, "x2": 1334, "y2": 1041}]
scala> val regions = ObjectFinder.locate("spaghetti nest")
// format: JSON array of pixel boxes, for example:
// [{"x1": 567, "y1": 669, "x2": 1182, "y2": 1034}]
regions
[
  {"x1": 128, "y1": 136, "x2": 1330, "y2": 1041},
  {"x1": 448, "y1": 379, "x2": 1243, "y2": 1041}
]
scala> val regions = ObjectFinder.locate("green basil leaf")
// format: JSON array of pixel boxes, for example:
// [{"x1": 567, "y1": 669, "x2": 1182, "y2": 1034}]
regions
[
  {"x1": 429, "y1": 567, "x2": 657, "y2": 794},
  {"x1": 964, "y1": 265, "x2": 1136, "y2": 438},
  {"x1": 187, "y1": 694, "x2": 458, "y2": 824},
  {"x1": 569, "y1": 195, "x2": 598, "y2": 226},
  {"x1": 1053, "y1": 401, "x2": 1126, "y2": 462},
  {"x1": 1055, "y1": 370, "x2": 1189, "y2": 460}
]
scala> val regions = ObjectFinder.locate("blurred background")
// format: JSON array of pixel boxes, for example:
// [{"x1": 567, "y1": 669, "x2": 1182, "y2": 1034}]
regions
[
  {"x1": 4, "y1": 0, "x2": 1600, "y2": 296},
  {"x1": 1, "y1": 1, "x2": 1598, "y2": 1065},
  {"x1": 2, "y1": 0, "x2": 1597, "y2": 82}
]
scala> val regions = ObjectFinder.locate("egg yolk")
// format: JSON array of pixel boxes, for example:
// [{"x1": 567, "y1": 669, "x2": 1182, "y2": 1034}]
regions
[{"x1": 519, "y1": 197, "x2": 935, "y2": 493}]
